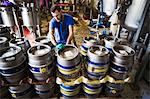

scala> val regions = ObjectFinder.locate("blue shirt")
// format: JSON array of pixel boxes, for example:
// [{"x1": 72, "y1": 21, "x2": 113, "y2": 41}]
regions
[{"x1": 49, "y1": 14, "x2": 74, "y2": 44}]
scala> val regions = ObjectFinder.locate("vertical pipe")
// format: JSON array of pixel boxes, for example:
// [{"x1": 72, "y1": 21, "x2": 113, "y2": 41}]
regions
[{"x1": 13, "y1": 8, "x2": 22, "y2": 37}]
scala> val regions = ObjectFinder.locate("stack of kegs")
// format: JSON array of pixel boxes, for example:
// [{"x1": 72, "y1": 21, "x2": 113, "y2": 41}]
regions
[
  {"x1": 105, "y1": 82, "x2": 124, "y2": 96},
  {"x1": 60, "y1": 84, "x2": 81, "y2": 98},
  {"x1": 104, "y1": 36, "x2": 119, "y2": 52},
  {"x1": 105, "y1": 45, "x2": 135, "y2": 96},
  {"x1": 0, "y1": 37, "x2": 9, "y2": 53},
  {"x1": 109, "y1": 45, "x2": 135, "y2": 80},
  {"x1": 9, "y1": 84, "x2": 33, "y2": 98},
  {"x1": 85, "y1": 45, "x2": 109, "y2": 97},
  {"x1": 28, "y1": 44, "x2": 55, "y2": 98},
  {"x1": 9, "y1": 37, "x2": 30, "y2": 56},
  {"x1": 57, "y1": 45, "x2": 81, "y2": 79},
  {"x1": 0, "y1": 46, "x2": 27, "y2": 84},
  {"x1": 87, "y1": 45, "x2": 110, "y2": 80},
  {"x1": 83, "y1": 83, "x2": 103, "y2": 98},
  {"x1": 57, "y1": 45, "x2": 81, "y2": 97},
  {"x1": 80, "y1": 36, "x2": 98, "y2": 56}
]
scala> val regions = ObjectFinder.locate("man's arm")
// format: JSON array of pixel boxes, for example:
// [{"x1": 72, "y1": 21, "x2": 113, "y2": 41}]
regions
[
  {"x1": 49, "y1": 29, "x2": 57, "y2": 46},
  {"x1": 48, "y1": 20, "x2": 57, "y2": 46},
  {"x1": 66, "y1": 25, "x2": 74, "y2": 45}
]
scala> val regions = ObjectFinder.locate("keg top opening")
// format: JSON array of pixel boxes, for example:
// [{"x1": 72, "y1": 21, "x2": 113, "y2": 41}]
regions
[
  {"x1": 35, "y1": 36, "x2": 51, "y2": 44},
  {"x1": 28, "y1": 44, "x2": 51, "y2": 56},
  {"x1": 10, "y1": 38, "x2": 25, "y2": 45},
  {"x1": 88, "y1": 45, "x2": 109, "y2": 56},
  {"x1": 84, "y1": 36, "x2": 98, "y2": 43},
  {"x1": 105, "y1": 36, "x2": 118, "y2": 42},
  {"x1": 57, "y1": 45, "x2": 78, "y2": 60},
  {"x1": 113, "y1": 45, "x2": 135, "y2": 57}
]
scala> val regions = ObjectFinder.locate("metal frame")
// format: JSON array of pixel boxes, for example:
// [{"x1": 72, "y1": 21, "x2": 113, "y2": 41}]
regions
[{"x1": 131, "y1": 0, "x2": 150, "y2": 84}]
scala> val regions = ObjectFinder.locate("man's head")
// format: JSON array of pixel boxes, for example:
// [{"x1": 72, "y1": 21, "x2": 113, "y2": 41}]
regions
[{"x1": 50, "y1": 5, "x2": 61, "y2": 22}]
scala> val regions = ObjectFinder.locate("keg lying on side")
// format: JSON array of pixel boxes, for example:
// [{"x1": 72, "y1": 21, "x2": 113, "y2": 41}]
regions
[
  {"x1": 9, "y1": 84, "x2": 33, "y2": 98},
  {"x1": 105, "y1": 82, "x2": 124, "y2": 97},
  {"x1": 28, "y1": 44, "x2": 53, "y2": 81},
  {"x1": 9, "y1": 37, "x2": 30, "y2": 55},
  {"x1": 35, "y1": 82, "x2": 55, "y2": 98},
  {"x1": 109, "y1": 45, "x2": 135, "y2": 80},
  {"x1": 83, "y1": 83, "x2": 103, "y2": 98},
  {"x1": 80, "y1": 36, "x2": 99, "y2": 56},
  {"x1": 60, "y1": 84, "x2": 80, "y2": 98},
  {"x1": 104, "y1": 36, "x2": 119, "y2": 51},
  {"x1": 87, "y1": 45, "x2": 110, "y2": 80},
  {"x1": 35, "y1": 36, "x2": 53, "y2": 47},
  {"x1": 57, "y1": 45, "x2": 81, "y2": 79},
  {"x1": 0, "y1": 37, "x2": 9, "y2": 52},
  {"x1": 0, "y1": 46, "x2": 27, "y2": 83}
]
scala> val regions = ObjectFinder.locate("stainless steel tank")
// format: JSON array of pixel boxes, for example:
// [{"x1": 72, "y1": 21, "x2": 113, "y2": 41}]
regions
[
  {"x1": 103, "y1": 0, "x2": 117, "y2": 16},
  {"x1": 0, "y1": 7, "x2": 16, "y2": 26},
  {"x1": 21, "y1": 7, "x2": 34, "y2": 26},
  {"x1": 124, "y1": 0, "x2": 147, "y2": 30}
]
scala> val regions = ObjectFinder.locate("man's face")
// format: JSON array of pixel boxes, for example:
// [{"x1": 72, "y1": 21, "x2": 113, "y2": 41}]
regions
[{"x1": 51, "y1": 10, "x2": 61, "y2": 22}]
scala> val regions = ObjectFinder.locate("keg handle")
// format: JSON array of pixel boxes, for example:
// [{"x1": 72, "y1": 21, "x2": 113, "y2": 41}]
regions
[
  {"x1": 4, "y1": 56, "x2": 16, "y2": 61},
  {"x1": 102, "y1": 47, "x2": 106, "y2": 52}
]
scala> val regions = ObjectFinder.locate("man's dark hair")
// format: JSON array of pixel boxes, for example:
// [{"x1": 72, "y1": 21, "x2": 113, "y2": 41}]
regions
[{"x1": 50, "y1": 5, "x2": 61, "y2": 13}]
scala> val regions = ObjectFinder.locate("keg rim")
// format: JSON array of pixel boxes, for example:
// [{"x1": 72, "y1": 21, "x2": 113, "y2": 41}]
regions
[
  {"x1": 87, "y1": 45, "x2": 109, "y2": 57},
  {"x1": 0, "y1": 37, "x2": 8, "y2": 43},
  {"x1": 9, "y1": 84, "x2": 31, "y2": 91},
  {"x1": 0, "y1": 46, "x2": 21, "y2": 59},
  {"x1": 83, "y1": 36, "x2": 98, "y2": 44},
  {"x1": 27, "y1": 44, "x2": 51, "y2": 57},
  {"x1": 104, "y1": 36, "x2": 119, "y2": 42},
  {"x1": 0, "y1": 55, "x2": 26, "y2": 70},
  {"x1": 112, "y1": 45, "x2": 135, "y2": 58},
  {"x1": 111, "y1": 59, "x2": 132, "y2": 68},
  {"x1": 9, "y1": 37, "x2": 28, "y2": 45},
  {"x1": 35, "y1": 36, "x2": 51, "y2": 43},
  {"x1": 57, "y1": 44, "x2": 79, "y2": 60}
]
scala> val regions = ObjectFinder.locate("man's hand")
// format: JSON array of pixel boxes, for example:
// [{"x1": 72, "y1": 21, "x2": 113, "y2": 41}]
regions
[
  {"x1": 56, "y1": 44, "x2": 65, "y2": 50},
  {"x1": 66, "y1": 25, "x2": 74, "y2": 45}
]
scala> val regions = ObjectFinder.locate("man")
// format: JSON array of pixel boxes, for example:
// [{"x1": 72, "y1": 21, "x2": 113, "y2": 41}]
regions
[{"x1": 48, "y1": 5, "x2": 74, "y2": 46}]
